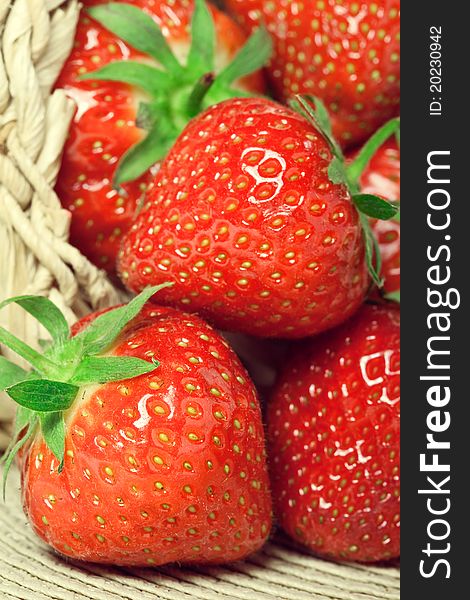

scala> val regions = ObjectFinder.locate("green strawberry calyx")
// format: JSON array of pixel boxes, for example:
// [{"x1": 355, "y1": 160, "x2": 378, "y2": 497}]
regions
[
  {"x1": 79, "y1": 0, "x2": 273, "y2": 187},
  {"x1": 0, "y1": 284, "x2": 172, "y2": 496},
  {"x1": 384, "y1": 290, "x2": 400, "y2": 303},
  {"x1": 346, "y1": 113, "x2": 400, "y2": 302},
  {"x1": 290, "y1": 95, "x2": 400, "y2": 289}
]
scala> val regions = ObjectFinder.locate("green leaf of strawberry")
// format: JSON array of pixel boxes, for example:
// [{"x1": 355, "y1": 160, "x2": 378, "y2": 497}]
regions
[
  {"x1": 7, "y1": 380, "x2": 79, "y2": 412},
  {"x1": 347, "y1": 117, "x2": 401, "y2": 189},
  {"x1": 73, "y1": 283, "x2": 172, "y2": 355},
  {"x1": 0, "y1": 406, "x2": 36, "y2": 487},
  {"x1": 80, "y1": 61, "x2": 173, "y2": 96},
  {"x1": 69, "y1": 356, "x2": 159, "y2": 385},
  {"x1": 352, "y1": 194, "x2": 399, "y2": 220},
  {"x1": 0, "y1": 283, "x2": 173, "y2": 493},
  {"x1": 290, "y1": 95, "x2": 400, "y2": 289},
  {"x1": 13, "y1": 406, "x2": 34, "y2": 436},
  {"x1": 0, "y1": 327, "x2": 56, "y2": 378},
  {"x1": 187, "y1": 0, "x2": 215, "y2": 73},
  {"x1": 215, "y1": 25, "x2": 273, "y2": 87},
  {"x1": 1, "y1": 422, "x2": 37, "y2": 499},
  {"x1": 350, "y1": 135, "x2": 401, "y2": 299},
  {"x1": 0, "y1": 357, "x2": 28, "y2": 390},
  {"x1": 81, "y1": 0, "x2": 272, "y2": 186},
  {"x1": 327, "y1": 156, "x2": 348, "y2": 187},
  {"x1": 40, "y1": 412, "x2": 66, "y2": 472},
  {"x1": 113, "y1": 126, "x2": 171, "y2": 189},
  {"x1": 359, "y1": 212, "x2": 383, "y2": 289},
  {"x1": 88, "y1": 3, "x2": 184, "y2": 75},
  {"x1": 0, "y1": 296, "x2": 69, "y2": 344},
  {"x1": 385, "y1": 290, "x2": 401, "y2": 303}
]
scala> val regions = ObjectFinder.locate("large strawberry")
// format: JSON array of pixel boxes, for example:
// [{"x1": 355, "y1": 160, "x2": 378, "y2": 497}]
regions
[
  {"x1": 357, "y1": 138, "x2": 400, "y2": 298},
  {"x1": 118, "y1": 95, "x2": 399, "y2": 338},
  {"x1": 55, "y1": 0, "x2": 271, "y2": 275},
  {"x1": 225, "y1": 0, "x2": 400, "y2": 148},
  {"x1": 267, "y1": 303, "x2": 400, "y2": 562},
  {"x1": 0, "y1": 287, "x2": 272, "y2": 565}
]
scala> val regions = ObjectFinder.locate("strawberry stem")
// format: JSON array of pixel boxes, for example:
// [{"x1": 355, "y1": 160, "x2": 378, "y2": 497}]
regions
[{"x1": 187, "y1": 73, "x2": 215, "y2": 117}]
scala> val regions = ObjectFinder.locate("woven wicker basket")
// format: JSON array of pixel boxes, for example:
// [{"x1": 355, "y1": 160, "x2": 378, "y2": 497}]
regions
[{"x1": 0, "y1": 1, "x2": 399, "y2": 598}]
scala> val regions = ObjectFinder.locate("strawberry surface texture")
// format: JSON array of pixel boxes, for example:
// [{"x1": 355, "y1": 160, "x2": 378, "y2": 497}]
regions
[
  {"x1": 226, "y1": 0, "x2": 400, "y2": 148},
  {"x1": 267, "y1": 303, "x2": 400, "y2": 561},
  {"x1": 55, "y1": 0, "x2": 266, "y2": 275},
  {"x1": 19, "y1": 303, "x2": 272, "y2": 565},
  {"x1": 118, "y1": 97, "x2": 369, "y2": 338}
]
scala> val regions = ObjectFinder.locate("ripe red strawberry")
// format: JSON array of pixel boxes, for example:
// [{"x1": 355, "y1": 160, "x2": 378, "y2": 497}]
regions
[
  {"x1": 0, "y1": 288, "x2": 272, "y2": 565},
  {"x1": 55, "y1": 0, "x2": 269, "y2": 275},
  {"x1": 118, "y1": 97, "x2": 372, "y2": 338},
  {"x1": 357, "y1": 138, "x2": 400, "y2": 297},
  {"x1": 225, "y1": 0, "x2": 400, "y2": 148},
  {"x1": 267, "y1": 303, "x2": 400, "y2": 562}
]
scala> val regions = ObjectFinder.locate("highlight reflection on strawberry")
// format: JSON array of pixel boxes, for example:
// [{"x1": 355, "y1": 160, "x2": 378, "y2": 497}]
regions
[
  {"x1": 268, "y1": 303, "x2": 400, "y2": 562},
  {"x1": 55, "y1": 0, "x2": 269, "y2": 275}
]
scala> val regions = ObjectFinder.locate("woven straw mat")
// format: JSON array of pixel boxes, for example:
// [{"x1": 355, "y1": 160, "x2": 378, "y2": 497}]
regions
[{"x1": 0, "y1": 1, "x2": 400, "y2": 598}]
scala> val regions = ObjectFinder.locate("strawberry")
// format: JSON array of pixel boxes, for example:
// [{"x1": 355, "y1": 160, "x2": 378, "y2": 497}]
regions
[
  {"x1": 0, "y1": 287, "x2": 272, "y2": 565},
  {"x1": 267, "y1": 303, "x2": 400, "y2": 562},
  {"x1": 225, "y1": 0, "x2": 400, "y2": 148},
  {"x1": 55, "y1": 0, "x2": 271, "y2": 275},
  {"x1": 118, "y1": 96, "x2": 399, "y2": 338},
  {"x1": 356, "y1": 138, "x2": 400, "y2": 297}
]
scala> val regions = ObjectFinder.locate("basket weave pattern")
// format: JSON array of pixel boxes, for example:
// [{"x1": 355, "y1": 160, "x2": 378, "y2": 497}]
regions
[
  {"x1": 0, "y1": 0, "x2": 124, "y2": 447},
  {"x1": 0, "y1": 465, "x2": 399, "y2": 600},
  {"x1": 0, "y1": 1, "x2": 399, "y2": 598}
]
